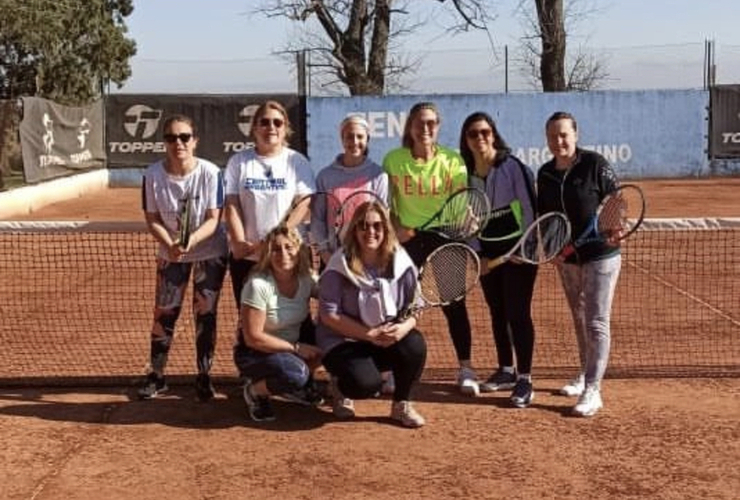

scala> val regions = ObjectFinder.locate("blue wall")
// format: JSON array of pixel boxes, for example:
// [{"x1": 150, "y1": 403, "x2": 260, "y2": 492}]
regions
[{"x1": 306, "y1": 89, "x2": 711, "y2": 179}]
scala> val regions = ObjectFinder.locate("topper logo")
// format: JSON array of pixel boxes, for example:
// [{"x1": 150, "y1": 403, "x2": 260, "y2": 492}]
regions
[
  {"x1": 237, "y1": 104, "x2": 259, "y2": 137},
  {"x1": 123, "y1": 105, "x2": 163, "y2": 138}
]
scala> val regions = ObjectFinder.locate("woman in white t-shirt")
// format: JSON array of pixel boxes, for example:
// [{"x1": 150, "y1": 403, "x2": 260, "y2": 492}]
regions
[
  {"x1": 234, "y1": 225, "x2": 323, "y2": 422},
  {"x1": 224, "y1": 100, "x2": 315, "y2": 309},
  {"x1": 138, "y1": 114, "x2": 228, "y2": 402}
]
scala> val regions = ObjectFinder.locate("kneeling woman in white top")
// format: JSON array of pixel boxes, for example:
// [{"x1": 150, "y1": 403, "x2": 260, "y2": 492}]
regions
[
  {"x1": 317, "y1": 201, "x2": 427, "y2": 428},
  {"x1": 234, "y1": 225, "x2": 323, "y2": 422}
]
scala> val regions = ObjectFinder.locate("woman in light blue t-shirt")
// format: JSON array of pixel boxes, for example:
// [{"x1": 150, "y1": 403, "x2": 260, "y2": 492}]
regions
[{"x1": 233, "y1": 225, "x2": 322, "y2": 422}]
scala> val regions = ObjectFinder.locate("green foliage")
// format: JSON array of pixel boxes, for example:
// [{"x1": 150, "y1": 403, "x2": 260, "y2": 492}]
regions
[{"x1": 0, "y1": 0, "x2": 136, "y2": 104}]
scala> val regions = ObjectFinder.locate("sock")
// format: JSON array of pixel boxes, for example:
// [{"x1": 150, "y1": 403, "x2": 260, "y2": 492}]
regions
[{"x1": 502, "y1": 366, "x2": 515, "y2": 374}]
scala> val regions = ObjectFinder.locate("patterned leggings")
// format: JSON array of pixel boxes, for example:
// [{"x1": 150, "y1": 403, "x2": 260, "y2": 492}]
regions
[{"x1": 148, "y1": 255, "x2": 227, "y2": 376}]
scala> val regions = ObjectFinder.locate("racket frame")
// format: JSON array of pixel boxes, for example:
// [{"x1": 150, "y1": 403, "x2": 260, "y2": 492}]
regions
[
  {"x1": 486, "y1": 211, "x2": 571, "y2": 270},
  {"x1": 416, "y1": 187, "x2": 491, "y2": 240}
]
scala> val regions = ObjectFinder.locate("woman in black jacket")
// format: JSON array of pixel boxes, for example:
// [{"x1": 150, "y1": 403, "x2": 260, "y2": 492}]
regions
[{"x1": 538, "y1": 111, "x2": 622, "y2": 418}]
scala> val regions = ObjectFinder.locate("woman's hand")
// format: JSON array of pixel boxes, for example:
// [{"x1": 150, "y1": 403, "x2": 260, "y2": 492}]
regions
[
  {"x1": 232, "y1": 240, "x2": 261, "y2": 260},
  {"x1": 294, "y1": 342, "x2": 322, "y2": 365}
]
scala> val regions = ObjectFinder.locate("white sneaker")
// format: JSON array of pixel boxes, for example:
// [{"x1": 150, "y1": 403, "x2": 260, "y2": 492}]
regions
[
  {"x1": 457, "y1": 366, "x2": 480, "y2": 396},
  {"x1": 390, "y1": 401, "x2": 425, "y2": 428},
  {"x1": 572, "y1": 384, "x2": 603, "y2": 417},
  {"x1": 559, "y1": 373, "x2": 585, "y2": 397}
]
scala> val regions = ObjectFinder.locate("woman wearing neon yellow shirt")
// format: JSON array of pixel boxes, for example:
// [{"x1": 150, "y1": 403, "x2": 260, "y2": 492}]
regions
[{"x1": 382, "y1": 101, "x2": 479, "y2": 396}]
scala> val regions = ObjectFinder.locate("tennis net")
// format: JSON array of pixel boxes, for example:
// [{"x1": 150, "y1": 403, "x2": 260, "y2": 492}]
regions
[{"x1": 0, "y1": 218, "x2": 738, "y2": 385}]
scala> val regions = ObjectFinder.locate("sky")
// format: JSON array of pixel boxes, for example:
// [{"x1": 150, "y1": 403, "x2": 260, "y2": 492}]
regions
[{"x1": 115, "y1": 0, "x2": 740, "y2": 95}]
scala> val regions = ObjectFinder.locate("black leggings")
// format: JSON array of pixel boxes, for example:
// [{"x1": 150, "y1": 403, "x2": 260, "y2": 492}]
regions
[
  {"x1": 322, "y1": 330, "x2": 427, "y2": 401},
  {"x1": 402, "y1": 231, "x2": 473, "y2": 361},
  {"x1": 480, "y1": 261, "x2": 537, "y2": 374}
]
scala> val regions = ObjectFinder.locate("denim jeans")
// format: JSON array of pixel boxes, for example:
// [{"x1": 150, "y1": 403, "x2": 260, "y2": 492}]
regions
[
  {"x1": 233, "y1": 345, "x2": 310, "y2": 395},
  {"x1": 557, "y1": 254, "x2": 621, "y2": 387}
]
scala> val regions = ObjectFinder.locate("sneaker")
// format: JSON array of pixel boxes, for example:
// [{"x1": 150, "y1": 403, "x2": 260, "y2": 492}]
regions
[
  {"x1": 381, "y1": 372, "x2": 395, "y2": 395},
  {"x1": 280, "y1": 380, "x2": 325, "y2": 407},
  {"x1": 510, "y1": 378, "x2": 534, "y2": 408},
  {"x1": 330, "y1": 377, "x2": 355, "y2": 420},
  {"x1": 390, "y1": 401, "x2": 425, "y2": 428},
  {"x1": 480, "y1": 368, "x2": 517, "y2": 392},
  {"x1": 559, "y1": 373, "x2": 586, "y2": 397},
  {"x1": 242, "y1": 383, "x2": 276, "y2": 422},
  {"x1": 572, "y1": 384, "x2": 603, "y2": 417},
  {"x1": 137, "y1": 373, "x2": 168, "y2": 400},
  {"x1": 457, "y1": 367, "x2": 480, "y2": 396},
  {"x1": 195, "y1": 373, "x2": 215, "y2": 402}
]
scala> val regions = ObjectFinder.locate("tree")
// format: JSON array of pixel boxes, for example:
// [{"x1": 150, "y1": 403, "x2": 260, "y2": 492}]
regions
[
  {"x1": 0, "y1": 0, "x2": 136, "y2": 104},
  {"x1": 254, "y1": 0, "x2": 497, "y2": 95},
  {"x1": 517, "y1": 0, "x2": 608, "y2": 91}
]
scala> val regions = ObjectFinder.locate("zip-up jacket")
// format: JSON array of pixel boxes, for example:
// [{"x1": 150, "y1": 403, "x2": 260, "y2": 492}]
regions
[{"x1": 537, "y1": 148, "x2": 620, "y2": 264}]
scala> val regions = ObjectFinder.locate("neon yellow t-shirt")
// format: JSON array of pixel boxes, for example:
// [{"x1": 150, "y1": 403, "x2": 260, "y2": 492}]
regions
[{"x1": 382, "y1": 145, "x2": 468, "y2": 229}]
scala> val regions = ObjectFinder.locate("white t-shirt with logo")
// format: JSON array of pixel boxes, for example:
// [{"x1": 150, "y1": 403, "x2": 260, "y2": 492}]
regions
[
  {"x1": 143, "y1": 158, "x2": 228, "y2": 262},
  {"x1": 224, "y1": 147, "x2": 315, "y2": 260}
]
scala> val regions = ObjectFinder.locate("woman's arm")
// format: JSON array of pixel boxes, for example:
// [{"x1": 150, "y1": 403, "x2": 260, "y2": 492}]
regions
[
  {"x1": 144, "y1": 211, "x2": 182, "y2": 261},
  {"x1": 241, "y1": 305, "x2": 300, "y2": 354}
]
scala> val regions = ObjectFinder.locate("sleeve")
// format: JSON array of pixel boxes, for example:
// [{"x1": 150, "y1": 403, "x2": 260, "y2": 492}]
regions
[
  {"x1": 318, "y1": 270, "x2": 345, "y2": 317},
  {"x1": 224, "y1": 154, "x2": 240, "y2": 196},
  {"x1": 310, "y1": 167, "x2": 330, "y2": 246},
  {"x1": 375, "y1": 171, "x2": 390, "y2": 207},
  {"x1": 143, "y1": 168, "x2": 157, "y2": 214},
  {"x1": 513, "y1": 159, "x2": 536, "y2": 226},
  {"x1": 241, "y1": 275, "x2": 270, "y2": 310},
  {"x1": 596, "y1": 155, "x2": 619, "y2": 197},
  {"x1": 450, "y1": 151, "x2": 469, "y2": 192},
  {"x1": 204, "y1": 164, "x2": 224, "y2": 210},
  {"x1": 397, "y1": 267, "x2": 419, "y2": 312},
  {"x1": 293, "y1": 153, "x2": 316, "y2": 196}
]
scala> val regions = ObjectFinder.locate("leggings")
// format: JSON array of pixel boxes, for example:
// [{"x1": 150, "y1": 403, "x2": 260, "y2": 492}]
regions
[
  {"x1": 402, "y1": 231, "x2": 472, "y2": 362},
  {"x1": 148, "y1": 255, "x2": 227, "y2": 375},
  {"x1": 322, "y1": 330, "x2": 427, "y2": 401},
  {"x1": 479, "y1": 261, "x2": 537, "y2": 374}
]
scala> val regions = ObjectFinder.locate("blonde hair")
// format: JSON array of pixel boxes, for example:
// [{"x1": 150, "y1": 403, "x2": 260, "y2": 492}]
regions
[
  {"x1": 401, "y1": 101, "x2": 440, "y2": 149},
  {"x1": 254, "y1": 224, "x2": 312, "y2": 277},
  {"x1": 342, "y1": 201, "x2": 398, "y2": 277}
]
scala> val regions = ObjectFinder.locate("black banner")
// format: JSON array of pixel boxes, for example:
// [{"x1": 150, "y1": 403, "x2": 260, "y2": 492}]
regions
[
  {"x1": 19, "y1": 97, "x2": 105, "y2": 183},
  {"x1": 105, "y1": 94, "x2": 306, "y2": 168},
  {"x1": 710, "y1": 85, "x2": 740, "y2": 158}
]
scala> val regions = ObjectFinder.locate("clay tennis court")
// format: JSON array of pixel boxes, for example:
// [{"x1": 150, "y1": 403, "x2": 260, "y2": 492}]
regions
[{"x1": 1, "y1": 178, "x2": 739, "y2": 499}]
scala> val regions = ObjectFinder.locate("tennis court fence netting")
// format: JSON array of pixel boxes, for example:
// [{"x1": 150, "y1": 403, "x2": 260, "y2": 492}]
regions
[{"x1": 0, "y1": 218, "x2": 738, "y2": 386}]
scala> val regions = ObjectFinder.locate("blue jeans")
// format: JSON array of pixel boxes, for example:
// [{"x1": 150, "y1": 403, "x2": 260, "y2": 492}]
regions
[
  {"x1": 233, "y1": 345, "x2": 310, "y2": 395},
  {"x1": 557, "y1": 254, "x2": 621, "y2": 387}
]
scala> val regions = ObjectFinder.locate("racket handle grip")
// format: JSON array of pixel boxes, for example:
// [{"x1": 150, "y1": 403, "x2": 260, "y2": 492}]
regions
[
  {"x1": 560, "y1": 244, "x2": 575, "y2": 258},
  {"x1": 487, "y1": 255, "x2": 507, "y2": 270}
]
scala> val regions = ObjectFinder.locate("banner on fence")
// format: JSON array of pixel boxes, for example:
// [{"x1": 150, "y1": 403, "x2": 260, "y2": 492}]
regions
[
  {"x1": 19, "y1": 97, "x2": 105, "y2": 184},
  {"x1": 105, "y1": 94, "x2": 305, "y2": 168},
  {"x1": 710, "y1": 85, "x2": 740, "y2": 158}
]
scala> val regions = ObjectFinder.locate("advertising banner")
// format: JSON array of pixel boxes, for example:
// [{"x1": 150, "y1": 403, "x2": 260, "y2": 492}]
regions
[
  {"x1": 19, "y1": 97, "x2": 105, "y2": 183},
  {"x1": 105, "y1": 94, "x2": 305, "y2": 168},
  {"x1": 710, "y1": 85, "x2": 740, "y2": 158}
]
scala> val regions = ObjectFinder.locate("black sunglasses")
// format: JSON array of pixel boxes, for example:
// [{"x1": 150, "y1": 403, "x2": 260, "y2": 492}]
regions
[
  {"x1": 259, "y1": 117, "x2": 285, "y2": 128},
  {"x1": 466, "y1": 128, "x2": 492, "y2": 140},
  {"x1": 163, "y1": 133, "x2": 193, "y2": 144},
  {"x1": 358, "y1": 221, "x2": 384, "y2": 233}
]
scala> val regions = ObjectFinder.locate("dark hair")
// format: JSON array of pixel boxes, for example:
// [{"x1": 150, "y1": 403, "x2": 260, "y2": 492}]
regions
[
  {"x1": 458, "y1": 111, "x2": 511, "y2": 175},
  {"x1": 401, "y1": 101, "x2": 440, "y2": 149},
  {"x1": 162, "y1": 114, "x2": 198, "y2": 138},
  {"x1": 545, "y1": 111, "x2": 578, "y2": 132}
]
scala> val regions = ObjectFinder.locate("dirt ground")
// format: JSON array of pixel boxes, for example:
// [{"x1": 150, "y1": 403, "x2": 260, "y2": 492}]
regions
[{"x1": 1, "y1": 177, "x2": 739, "y2": 500}]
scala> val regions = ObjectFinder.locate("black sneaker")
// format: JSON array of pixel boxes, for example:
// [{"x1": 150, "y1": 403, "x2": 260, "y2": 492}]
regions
[
  {"x1": 510, "y1": 378, "x2": 534, "y2": 408},
  {"x1": 242, "y1": 383, "x2": 276, "y2": 422},
  {"x1": 137, "y1": 373, "x2": 168, "y2": 400},
  {"x1": 480, "y1": 369, "x2": 517, "y2": 392},
  {"x1": 195, "y1": 373, "x2": 215, "y2": 402},
  {"x1": 280, "y1": 381, "x2": 325, "y2": 407}
]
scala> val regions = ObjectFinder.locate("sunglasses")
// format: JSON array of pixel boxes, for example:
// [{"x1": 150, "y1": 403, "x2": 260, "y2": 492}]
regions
[
  {"x1": 163, "y1": 133, "x2": 193, "y2": 144},
  {"x1": 466, "y1": 128, "x2": 492, "y2": 140},
  {"x1": 258, "y1": 117, "x2": 285, "y2": 128},
  {"x1": 358, "y1": 221, "x2": 384, "y2": 233}
]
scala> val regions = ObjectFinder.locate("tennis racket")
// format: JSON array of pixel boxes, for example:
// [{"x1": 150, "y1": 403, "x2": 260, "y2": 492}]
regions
[
  {"x1": 486, "y1": 212, "x2": 571, "y2": 270},
  {"x1": 283, "y1": 191, "x2": 342, "y2": 252},
  {"x1": 560, "y1": 184, "x2": 646, "y2": 258},
  {"x1": 178, "y1": 196, "x2": 193, "y2": 248},
  {"x1": 334, "y1": 189, "x2": 388, "y2": 244},
  {"x1": 396, "y1": 242, "x2": 480, "y2": 320},
  {"x1": 415, "y1": 187, "x2": 490, "y2": 240}
]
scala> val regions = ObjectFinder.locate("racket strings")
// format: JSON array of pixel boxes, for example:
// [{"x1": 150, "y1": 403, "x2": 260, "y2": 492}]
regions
[
  {"x1": 437, "y1": 189, "x2": 489, "y2": 239},
  {"x1": 419, "y1": 245, "x2": 479, "y2": 304},
  {"x1": 520, "y1": 214, "x2": 570, "y2": 262}
]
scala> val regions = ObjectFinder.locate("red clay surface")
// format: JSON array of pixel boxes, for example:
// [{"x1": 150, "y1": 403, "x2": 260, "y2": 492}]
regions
[{"x1": 1, "y1": 178, "x2": 739, "y2": 500}]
